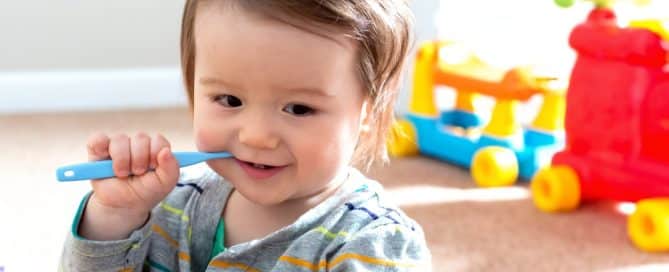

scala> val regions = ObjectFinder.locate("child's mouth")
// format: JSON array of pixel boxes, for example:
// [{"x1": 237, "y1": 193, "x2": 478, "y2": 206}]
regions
[
  {"x1": 235, "y1": 158, "x2": 285, "y2": 180},
  {"x1": 249, "y1": 162, "x2": 275, "y2": 169}
]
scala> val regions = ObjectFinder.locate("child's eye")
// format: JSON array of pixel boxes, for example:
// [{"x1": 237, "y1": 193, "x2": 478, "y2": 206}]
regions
[
  {"x1": 214, "y1": 95, "x2": 242, "y2": 108},
  {"x1": 283, "y1": 103, "x2": 315, "y2": 116}
]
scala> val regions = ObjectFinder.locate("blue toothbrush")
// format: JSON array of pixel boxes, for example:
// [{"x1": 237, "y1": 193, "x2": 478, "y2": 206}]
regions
[{"x1": 56, "y1": 151, "x2": 233, "y2": 182}]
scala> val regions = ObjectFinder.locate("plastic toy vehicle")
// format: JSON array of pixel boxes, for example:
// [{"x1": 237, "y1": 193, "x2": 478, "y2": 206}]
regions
[
  {"x1": 530, "y1": 6, "x2": 669, "y2": 252},
  {"x1": 389, "y1": 41, "x2": 566, "y2": 187}
]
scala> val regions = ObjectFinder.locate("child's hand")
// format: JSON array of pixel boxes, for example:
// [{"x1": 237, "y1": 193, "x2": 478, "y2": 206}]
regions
[{"x1": 79, "y1": 132, "x2": 180, "y2": 240}]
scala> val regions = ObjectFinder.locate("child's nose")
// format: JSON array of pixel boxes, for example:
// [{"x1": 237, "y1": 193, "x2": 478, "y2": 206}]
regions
[{"x1": 238, "y1": 122, "x2": 279, "y2": 150}]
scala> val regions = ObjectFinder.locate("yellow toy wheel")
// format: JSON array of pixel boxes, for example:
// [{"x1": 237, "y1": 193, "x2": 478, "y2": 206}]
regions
[
  {"x1": 471, "y1": 146, "x2": 519, "y2": 187},
  {"x1": 387, "y1": 119, "x2": 418, "y2": 157},
  {"x1": 530, "y1": 166, "x2": 580, "y2": 212},
  {"x1": 628, "y1": 198, "x2": 669, "y2": 252}
]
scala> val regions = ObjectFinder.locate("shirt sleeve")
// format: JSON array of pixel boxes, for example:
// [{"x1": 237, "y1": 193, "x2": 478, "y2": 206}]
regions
[
  {"x1": 327, "y1": 222, "x2": 432, "y2": 272},
  {"x1": 59, "y1": 192, "x2": 154, "y2": 272}
]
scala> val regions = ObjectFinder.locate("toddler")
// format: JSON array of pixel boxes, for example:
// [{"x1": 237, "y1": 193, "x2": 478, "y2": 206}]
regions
[{"x1": 61, "y1": 0, "x2": 431, "y2": 271}]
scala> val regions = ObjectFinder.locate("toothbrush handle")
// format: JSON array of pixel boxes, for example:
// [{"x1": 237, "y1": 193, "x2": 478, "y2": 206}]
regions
[
  {"x1": 57, "y1": 160, "x2": 115, "y2": 182},
  {"x1": 176, "y1": 151, "x2": 223, "y2": 167},
  {"x1": 56, "y1": 152, "x2": 232, "y2": 182}
]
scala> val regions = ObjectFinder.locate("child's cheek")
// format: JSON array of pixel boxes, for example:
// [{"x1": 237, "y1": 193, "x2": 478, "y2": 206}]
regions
[{"x1": 194, "y1": 128, "x2": 223, "y2": 152}]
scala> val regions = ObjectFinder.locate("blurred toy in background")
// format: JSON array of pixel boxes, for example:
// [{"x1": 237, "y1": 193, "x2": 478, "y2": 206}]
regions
[
  {"x1": 531, "y1": 0, "x2": 669, "y2": 252},
  {"x1": 388, "y1": 41, "x2": 566, "y2": 187},
  {"x1": 630, "y1": 18, "x2": 669, "y2": 41},
  {"x1": 554, "y1": 0, "x2": 651, "y2": 8}
]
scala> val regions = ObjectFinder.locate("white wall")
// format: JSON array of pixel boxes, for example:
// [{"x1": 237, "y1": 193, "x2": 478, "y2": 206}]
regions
[
  {"x1": 436, "y1": 0, "x2": 591, "y2": 78},
  {"x1": 0, "y1": 0, "x2": 183, "y2": 70},
  {"x1": 0, "y1": 0, "x2": 187, "y2": 113}
]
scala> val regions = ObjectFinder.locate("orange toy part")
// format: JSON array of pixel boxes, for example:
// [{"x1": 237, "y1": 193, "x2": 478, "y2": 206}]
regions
[{"x1": 434, "y1": 56, "x2": 555, "y2": 101}]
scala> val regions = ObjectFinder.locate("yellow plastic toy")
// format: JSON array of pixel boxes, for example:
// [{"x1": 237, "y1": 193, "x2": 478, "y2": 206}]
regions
[{"x1": 389, "y1": 41, "x2": 566, "y2": 187}]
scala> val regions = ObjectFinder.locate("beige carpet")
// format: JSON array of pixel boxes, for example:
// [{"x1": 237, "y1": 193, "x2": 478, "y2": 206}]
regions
[{"x1": 1, "y1": 108, "x2": 668, "y2": 271}]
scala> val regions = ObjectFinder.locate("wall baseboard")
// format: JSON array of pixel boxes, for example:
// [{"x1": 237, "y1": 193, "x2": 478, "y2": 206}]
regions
[{"x1": 0, "y1": 67, "x2": 188, "y2": 114}]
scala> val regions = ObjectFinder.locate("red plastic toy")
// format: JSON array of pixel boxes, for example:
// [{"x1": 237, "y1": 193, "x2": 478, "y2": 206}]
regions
[{"x1": 530, "y1": 7, "x2": 669, "y2": 251}]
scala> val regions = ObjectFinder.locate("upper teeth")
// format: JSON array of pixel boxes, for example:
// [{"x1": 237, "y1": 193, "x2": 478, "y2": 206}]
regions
[{"x1": 253, "y1": 163, "x2": 268, "y2": 169}]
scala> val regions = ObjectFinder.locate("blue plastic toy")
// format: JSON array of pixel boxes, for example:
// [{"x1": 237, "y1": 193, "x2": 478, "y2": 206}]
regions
[{"x1": 389, "y1": 41, "x2": 566, "y2": 187}]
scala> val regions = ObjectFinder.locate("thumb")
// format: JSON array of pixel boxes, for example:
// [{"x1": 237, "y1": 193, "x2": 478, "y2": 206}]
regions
[{"x1": 154, "y1": 147, "x2": 180, "y2": 189}]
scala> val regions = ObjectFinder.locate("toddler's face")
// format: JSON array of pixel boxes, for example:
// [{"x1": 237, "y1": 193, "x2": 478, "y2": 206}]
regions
[{"x1": 191, "y1": 6, "x2": 367, "y2": 205}]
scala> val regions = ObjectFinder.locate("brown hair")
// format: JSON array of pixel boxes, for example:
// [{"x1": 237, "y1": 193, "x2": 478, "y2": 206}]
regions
[{"x1": 180, "y1": 0, "x2": 414, "y2": 168}]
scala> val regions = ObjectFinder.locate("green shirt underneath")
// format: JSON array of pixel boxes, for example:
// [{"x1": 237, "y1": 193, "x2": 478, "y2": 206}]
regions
[{"x1": 210, "y1": 219, "x2": 226, "y2": 259}]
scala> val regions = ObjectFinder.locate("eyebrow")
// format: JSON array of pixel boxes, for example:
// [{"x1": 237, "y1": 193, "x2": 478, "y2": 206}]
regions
[
  {"x1": 198, "y1": 76, "x2": 335, "y2": 97},
  {"x1": 289, "y1": 87, "x2": 335, "y2": 98},
  {"x1": 199, "y1": 77, "x2": 239, "y2": 89}
]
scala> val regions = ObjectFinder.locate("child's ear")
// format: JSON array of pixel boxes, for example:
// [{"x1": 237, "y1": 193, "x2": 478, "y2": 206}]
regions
[{"x1": 359, "y1": 99, "x2": 372, "y2": 133}]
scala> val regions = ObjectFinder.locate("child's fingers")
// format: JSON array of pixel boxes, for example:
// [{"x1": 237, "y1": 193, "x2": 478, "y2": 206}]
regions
[
  {"x1": 109, "y1": 133, "x2": 131, "y2": 178},
  {"x1": 87, "y1": 133, "x2": 110, "y2": 161},
  {"x1": 131, "y1": 132, "x2": 151, "y2": 175},
  {"x1": 153, "y1": 147, "x2": 179, "y2": 194},
  {"x1": 150, "y1": 133, "x2": 170, "y2": 169}
]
